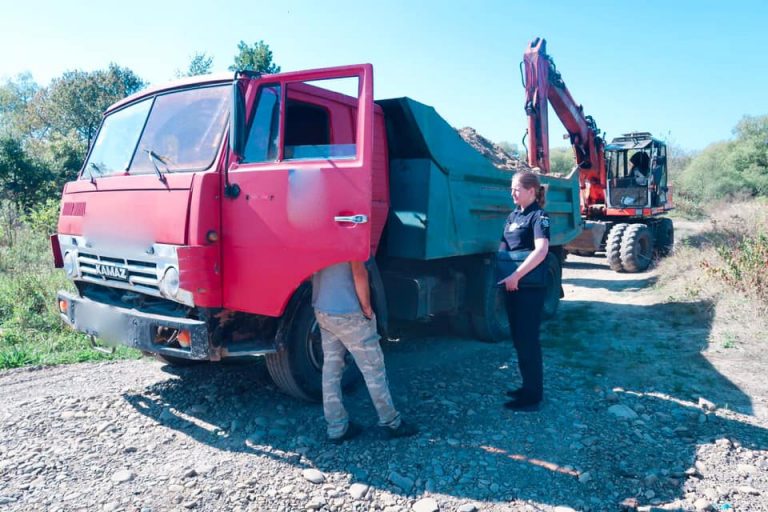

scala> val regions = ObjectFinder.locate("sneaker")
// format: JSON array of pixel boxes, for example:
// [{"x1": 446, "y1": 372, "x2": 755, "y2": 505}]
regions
[
  {"x1": 328, "y1": 422, "x2": 363, "y2": 445},
  {"x1": 384, "y1": 420, "x2": 419, "y2": 439}
]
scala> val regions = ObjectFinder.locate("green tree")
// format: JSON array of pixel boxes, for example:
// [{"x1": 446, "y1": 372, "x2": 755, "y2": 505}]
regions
[
  {"x1": 550, "y1": 146, "x2": 576, "y2": 175},
  {"x1": 229, "y1": 40, "x2": 281, "y2": 74},
  {"x1": 497, "y1": 141, "x2": 522, "y2": 161},
  {"x1": 677, "y1": 115, "x2": 768, "y2": 202},
  {"x1": 28, "y1": 64, "x2": 145, "y2": 147},
  {"x1": 0, "y1": 137, "x2": 52, "y2": 210},
  {"x1": 26, "y1": 131, "x2": 86, "y2": 190},
  {"x1": 729, "y1": 115, "x2": 768, "y2": 196},
  {"x1": 0, "y1": 73, "x2": 39, "y2": 138},
  {"x1": 0, "y1": 136, "x2": 54, "y2": 244},
  {"x1": 177, "y1": 52, "x2": 214, "y2": 78}
]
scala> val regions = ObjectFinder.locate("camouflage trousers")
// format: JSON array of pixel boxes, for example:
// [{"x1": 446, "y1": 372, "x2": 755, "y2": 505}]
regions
[{"x1": 314, "y1": 311, "x2": 401, "y2": 438}]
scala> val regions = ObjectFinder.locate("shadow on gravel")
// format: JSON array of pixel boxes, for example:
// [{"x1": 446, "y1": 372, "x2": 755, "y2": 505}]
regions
[
  {"x1": 122, "y1": 297, "x2": 768, "y2": 511},
  {"x1": 562, "y1": 275, "x2": 658, "y2": 291},
  {"x1": 563, "y1": 259, "x2": 609, "y2": 271}
]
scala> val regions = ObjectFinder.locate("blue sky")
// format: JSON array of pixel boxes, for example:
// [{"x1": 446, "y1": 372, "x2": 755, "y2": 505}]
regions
[{"x1": 2, "y1": 0, "x2": 766, "y2": 151}]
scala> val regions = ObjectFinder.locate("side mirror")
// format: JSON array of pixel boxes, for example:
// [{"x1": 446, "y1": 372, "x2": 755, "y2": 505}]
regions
[{"x1": 229, "y1": 80, "x2": 245, "y2": 157}]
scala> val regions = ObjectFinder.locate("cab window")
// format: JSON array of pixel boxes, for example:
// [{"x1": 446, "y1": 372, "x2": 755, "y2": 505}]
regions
[
  {"x1": 243, "y1": 84, "x2": 281, "y2": 163},
  {"x1": 243, "y1": 78, "x2": 358, "y2": 164}
]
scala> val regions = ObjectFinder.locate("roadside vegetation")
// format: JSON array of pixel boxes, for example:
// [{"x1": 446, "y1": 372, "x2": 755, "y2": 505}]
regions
[
  {"x1": 0, "y1": 206, "x2": 141, "y2": 369},
  {"x1": 657, "y1": 199, "x2": 768, "y2": 349},
  {"x1": 0, "y1": 42, "x2": 765, "y2": 369}
]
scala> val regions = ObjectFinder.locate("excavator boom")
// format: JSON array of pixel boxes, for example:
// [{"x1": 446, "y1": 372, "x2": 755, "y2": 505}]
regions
[
  {"x1": 522, "y1": 37, "x2": 674, "y2": 273},
  {"x1": 523, "y1": 37, "x2": 606, "y2": 211}
]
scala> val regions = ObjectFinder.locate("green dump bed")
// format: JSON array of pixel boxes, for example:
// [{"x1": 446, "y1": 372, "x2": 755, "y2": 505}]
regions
[{"x1": 377, "y1": 97, "x2": 582, "y2": 260}]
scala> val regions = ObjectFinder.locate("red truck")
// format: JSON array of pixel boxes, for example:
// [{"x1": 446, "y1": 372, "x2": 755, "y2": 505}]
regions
[{"x1": 53, "y1": 64, "x2": 582, "y2": 400}]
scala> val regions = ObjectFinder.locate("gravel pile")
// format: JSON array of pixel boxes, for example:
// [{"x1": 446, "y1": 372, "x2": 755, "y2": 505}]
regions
[{"x1": 457, "y1": 127, "x2": 529, "y2": 171}]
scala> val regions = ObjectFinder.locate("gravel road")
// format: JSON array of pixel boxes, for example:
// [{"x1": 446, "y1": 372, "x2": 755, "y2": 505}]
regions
[{"x1": 1, "y1": 245, "x2": 767, "y2": 512}]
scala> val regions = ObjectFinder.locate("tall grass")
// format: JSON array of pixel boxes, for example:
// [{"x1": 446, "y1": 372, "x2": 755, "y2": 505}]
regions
[
  {"x1": 0, "y1": 216, "x2": 139, "y2": 369},
  {"x1": 656, "y1": 198, "x2": 768, "y2": 346},
  {"x1": 699, "y1": 200, "x2": 768, "y2": 309}
]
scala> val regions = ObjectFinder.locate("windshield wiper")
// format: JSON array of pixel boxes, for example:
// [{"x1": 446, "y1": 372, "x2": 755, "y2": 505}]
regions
[
  {"x1": 143, "y1": 149, "x2": 169, "y2": 184},
  {"x1": 85, "y1": 162, "x2": 100, "y2": 184}
]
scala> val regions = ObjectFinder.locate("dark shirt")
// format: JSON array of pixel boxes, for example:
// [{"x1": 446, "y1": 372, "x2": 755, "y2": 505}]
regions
[{"x1": 501, "y1": 202, "x2": 551, "y2": 251}]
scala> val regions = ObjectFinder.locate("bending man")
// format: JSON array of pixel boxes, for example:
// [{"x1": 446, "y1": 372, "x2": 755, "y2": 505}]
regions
[{"x1": 312, "y1": 260, "x2": 418, "y2": 443}]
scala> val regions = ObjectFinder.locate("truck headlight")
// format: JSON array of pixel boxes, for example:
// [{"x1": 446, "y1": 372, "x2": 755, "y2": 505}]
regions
[
  {"x1": 159, "y1": 267, "x2": 180, "y2": 298},
  {"x1": 63, "y1": 252, "x2": 78, "y2": 277}
]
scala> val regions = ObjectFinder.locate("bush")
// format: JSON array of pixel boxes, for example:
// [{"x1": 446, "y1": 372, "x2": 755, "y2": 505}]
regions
[
  {"x1": 676, "y1": 115, "x2": 768, "y2": 203},
  {"x1": 24, "y1": 198, "x2": 60, "y2": 236},
  {"x1": 703, "y1": 230, "x2": 768, "y2": 307},
  {"x1": 694, "y1": 200, "x2": 768, "y2": 310}
]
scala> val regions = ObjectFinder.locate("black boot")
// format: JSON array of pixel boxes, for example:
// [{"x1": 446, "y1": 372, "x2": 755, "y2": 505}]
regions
[{"x1": 503, "y1": 394, "x2": 541, "y2": 412}]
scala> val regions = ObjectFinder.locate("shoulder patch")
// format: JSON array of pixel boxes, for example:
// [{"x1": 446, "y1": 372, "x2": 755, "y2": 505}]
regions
[{"x1": 541, "y1": 217, "x2": 550, "y2": 228}]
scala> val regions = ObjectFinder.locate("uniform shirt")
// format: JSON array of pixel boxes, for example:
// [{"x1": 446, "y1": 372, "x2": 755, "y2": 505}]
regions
[
  {"x1": 312, "y1": 262, "x2": 361, "y2": 314},
  {"x1": 501, "y1": 202, "x2": 551, "y2": 251}
]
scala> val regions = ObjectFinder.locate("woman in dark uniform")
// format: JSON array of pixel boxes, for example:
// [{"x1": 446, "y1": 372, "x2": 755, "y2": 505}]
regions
[{"x1": 498, "y1": 171, "x2": 550, "y2": 411}]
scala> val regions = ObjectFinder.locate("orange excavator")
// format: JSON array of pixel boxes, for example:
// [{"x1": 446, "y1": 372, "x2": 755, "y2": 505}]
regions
[{"x1": 522, "y1": 37, "x2": 674, "y2": 272}]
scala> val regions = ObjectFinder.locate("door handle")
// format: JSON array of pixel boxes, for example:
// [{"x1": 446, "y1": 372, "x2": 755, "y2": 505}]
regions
[{"x1": 334, "y1": 214, "x2": 368, "y2": 224}]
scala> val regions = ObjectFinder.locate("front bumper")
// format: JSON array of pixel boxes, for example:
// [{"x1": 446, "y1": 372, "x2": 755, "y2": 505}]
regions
[{"x1": 57, "y1": 291, "x2": 212, "y2": 360}]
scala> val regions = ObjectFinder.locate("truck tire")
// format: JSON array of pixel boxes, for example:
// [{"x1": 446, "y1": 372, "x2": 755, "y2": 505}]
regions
[
  {"x1": 606, "y1": 223, "x2": 629, "y2": 272},
  {"x1": 265, "y1": 297, "x2": 361, "y2": 402},
  {"x1": 448, "y1": 313, "x2": 474, "y2": 338},
  {"x1": 620, "y1": 223, "x2": 654, "y2": 272},
  {"x1": 542, "y1": 253, "x2": 562, "y2": 320},
  {"x1": 471, "y1": 272, "x2": 509, "y2": 343},
  {"x1": 655, "y1": 218, "x2": 674, "y2": 256}
]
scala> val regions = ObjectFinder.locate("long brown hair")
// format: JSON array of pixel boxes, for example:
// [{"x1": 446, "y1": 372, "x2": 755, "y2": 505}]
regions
[{"x1": 513, "y1": 171, "x2": 546, "y2": 208}]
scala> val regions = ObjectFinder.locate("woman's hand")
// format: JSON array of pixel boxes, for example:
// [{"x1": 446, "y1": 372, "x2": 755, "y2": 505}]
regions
[{"x1": 499, "y1": 272, "x2": 521, "y2": 291}]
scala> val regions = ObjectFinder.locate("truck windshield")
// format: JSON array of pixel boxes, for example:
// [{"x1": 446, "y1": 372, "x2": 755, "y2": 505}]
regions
[{"x1": 83, "y1": 84, "x2": 229, "y2": 178}]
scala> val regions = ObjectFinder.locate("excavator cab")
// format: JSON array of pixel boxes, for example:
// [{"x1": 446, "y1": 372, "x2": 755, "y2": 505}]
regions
[{"x1": 605, "y1": 132, "x2": 669, "y2": 209}]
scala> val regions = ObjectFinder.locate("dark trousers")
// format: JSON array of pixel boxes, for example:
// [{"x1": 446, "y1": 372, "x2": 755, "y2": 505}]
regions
[{"x1": 504, "y1": 287, "x2": 547, "y2": 401}]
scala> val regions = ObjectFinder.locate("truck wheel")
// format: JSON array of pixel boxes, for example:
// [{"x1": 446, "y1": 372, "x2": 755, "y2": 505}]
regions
[
  {"x1": 542, "y1": 253, "x2": 562, "y2": 320},
  {"x1": 265, "y1": 298, "x2": 360, "y2": 402},
  {"x1": 448, "y1": 313, "x2": 474, "y2": 338},
  {"x1": 471, "y1": 278, "x2": 509, "y2": 343},
  {"x1": 656, "y1": 218, "x2": 674, "y2": 257},
  {"x1": 620, "y1": 223, "x2": 654, "y2": 272},
  {"x1": 606, "y1": 223, "x2": 628, "y2": 272}
]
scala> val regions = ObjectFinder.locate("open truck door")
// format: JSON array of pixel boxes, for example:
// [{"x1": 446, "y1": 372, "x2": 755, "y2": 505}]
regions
[{"x1": 222, "y1": 64, "x2": 374, "y2": 317}]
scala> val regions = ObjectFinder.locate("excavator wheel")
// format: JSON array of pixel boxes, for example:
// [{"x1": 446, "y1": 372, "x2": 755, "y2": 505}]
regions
[
  {"x1": 620, "y1": 224, "x2": 654, "y2": 272},
  {"x1": 655, "y1": 218, "x2": 675, "y2": 257},
  {"x1": 606, "y1": 223, "x2": 629, "y2": 272}
]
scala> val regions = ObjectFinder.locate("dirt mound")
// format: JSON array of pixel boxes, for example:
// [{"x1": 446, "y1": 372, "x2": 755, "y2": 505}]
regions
[{"x1": 457, "y1": 127, "x2": 530, "y2": 171}]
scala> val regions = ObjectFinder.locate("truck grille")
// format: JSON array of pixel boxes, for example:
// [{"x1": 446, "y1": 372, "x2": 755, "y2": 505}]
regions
[{"x1": 78, "y1": 252, "x2": 160, "y2": 294}]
